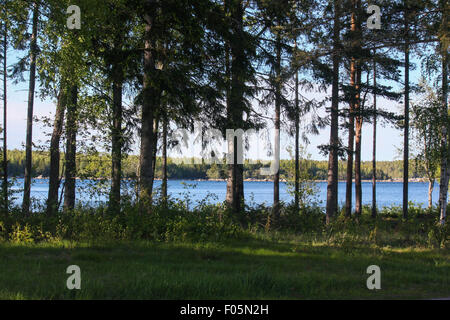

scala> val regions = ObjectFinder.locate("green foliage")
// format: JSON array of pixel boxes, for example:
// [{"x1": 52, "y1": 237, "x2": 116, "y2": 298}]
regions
[
  {"x1": 428, "y1": 224, "x2": 450, "y2": 249},
  {"x1": 4, "y1": 149, "x2": 427, "y2": 180},
  {"x1": 410, "y1": 80, "x2": 444, "y2": 186},
  {"x1": 9, "y1": 223, "x2": 34, "y2": 244},
  {"x1": 283, "y1": 146, "x2": 320, "y2": 207},
  {"x1": 0, "y1": 201, "x2": 248, "y2": 244},
  {"x1": 0, "y1": 201, "x2": 448, "y2": 250}
]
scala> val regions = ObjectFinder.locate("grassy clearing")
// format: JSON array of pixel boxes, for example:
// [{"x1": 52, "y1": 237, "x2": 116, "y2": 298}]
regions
[
  {"x1": 0, "y1": 203, "x2": 449, "y2": 299},
  {"x1": 0, "y1": 238, "x2": 448, "y2": 300}
]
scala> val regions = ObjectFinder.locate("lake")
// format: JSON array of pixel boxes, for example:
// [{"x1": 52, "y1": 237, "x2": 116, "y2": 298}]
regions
[{"x1": 9, "y1": 178, "x2": 439, "y2": 209}]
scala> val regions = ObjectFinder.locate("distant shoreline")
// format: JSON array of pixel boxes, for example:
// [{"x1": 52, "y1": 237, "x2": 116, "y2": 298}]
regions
[{"x1": 22, "y1": 176, "x2": 432, "y2": 183}]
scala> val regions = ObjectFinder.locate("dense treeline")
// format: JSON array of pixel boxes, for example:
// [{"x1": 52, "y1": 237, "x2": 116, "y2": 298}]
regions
[
  {"x1": 4, "y1": 149, "x2": 436, "y2": 181},
  {"x1": 0, "y1": 0, "x2": 448, "y2": 226}
]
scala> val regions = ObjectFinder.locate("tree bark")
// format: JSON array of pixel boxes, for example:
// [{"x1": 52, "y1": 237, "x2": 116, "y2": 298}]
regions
[
  {"x1": 439, "y1": 45, "x2": 449, "y2": 224},
  {"x1": 403, "y1": 9, "x2": 410, "y2": 220},
  {"x1": 151, "y1": 115, "x2": 160, "y2": 184},
  {"x1": 47, "y1": 87, "x2": 66, "y2": 215},
  {"x1": 345, "y1": 57, "x2": 356, "y2": 216},
  {"x1": 22, "y1": 1, "x2": 39, "y2": 214},
  {"x1": 372, "y1": 54, "x2": 377, "y2": 218},
  {"x1": 139, "y1": 2, "x2": 157, "y2": 213},
  {"x1": 428, "y1": 179, "x2": 434, "y2": 210},
  {"x1": 345, "y1": 0, "x2": 360, "y2": 218},
  {"x1": 225, "y1": 20, "x2": 234, "y2": 211},
  {"x1": 354, "y1": 65, "x2": 362, "y2": 218},
  {"x1": 2, "y1": 16, "x2": 7, "y2": 212},
  {"x1": 225, "y1": 0, "x2": 233, "y2": 209},
  {"x1": 326, "y1": 0, "x2": 340, "y2": 224},
  {"x1": 110, "y1": 60, "x2": 123, "y2": 211},
  {"x1": 353, "y1": 0, "x2": 362, "y2": 218},
  {"x1": 161, "y1": 111, "x2": 168, "y2": 206},
  {"x1": 294, "y1": 41, "x2": 300, "y2": 212},
  {"x1": 273, "y1": 33, "x2": 281, "y2": 219},
  {"x1": 63, "y1": 85, "x2": 77, "y2": 211},
  {"x1": 345, "y1": 110, "x2": 355, "y2": 218},
  {"x1": 226, "y1": 0, "x2": 245, "y2": 219}
]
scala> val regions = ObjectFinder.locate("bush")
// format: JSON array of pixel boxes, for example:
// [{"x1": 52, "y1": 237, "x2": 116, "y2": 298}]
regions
[{"x1": 0, "y1": 202, "x2": 448, "y2": 248}]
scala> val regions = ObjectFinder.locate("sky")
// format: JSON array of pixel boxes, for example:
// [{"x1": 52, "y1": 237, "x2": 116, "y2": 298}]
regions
[{"x1": 4, "y1": 49, "x2": 424, "y2": 163}]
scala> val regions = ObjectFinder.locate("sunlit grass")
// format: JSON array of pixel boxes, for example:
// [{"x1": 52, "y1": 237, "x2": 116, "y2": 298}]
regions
[{"x1": 0, "y1": 238, "x2": 448, "y2": 300}]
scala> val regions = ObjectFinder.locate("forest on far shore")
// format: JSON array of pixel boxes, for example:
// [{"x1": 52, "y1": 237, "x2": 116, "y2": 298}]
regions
[{"x1": 5, "y1": 149, "x2": 436, "y2": 181}]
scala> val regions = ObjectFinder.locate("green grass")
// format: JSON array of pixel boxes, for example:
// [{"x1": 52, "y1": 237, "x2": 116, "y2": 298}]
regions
[{"x1": 0, "y1": 238, "x2": 448, "y2": 300}]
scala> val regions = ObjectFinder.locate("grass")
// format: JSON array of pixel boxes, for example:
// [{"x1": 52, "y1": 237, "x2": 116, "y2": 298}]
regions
[{"x1": 0, "y1": 238, "x2": 449, "y2": 300}]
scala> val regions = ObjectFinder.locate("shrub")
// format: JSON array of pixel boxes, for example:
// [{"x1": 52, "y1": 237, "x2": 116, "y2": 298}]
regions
[{"x1": 0, "y1": 202, "x2": 447, "y2": 248}]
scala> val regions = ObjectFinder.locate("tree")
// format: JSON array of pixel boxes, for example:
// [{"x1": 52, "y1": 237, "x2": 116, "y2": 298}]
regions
[
  {"x1": 22, "y1": 0, "x2": 39, "y2": 214},
  {"x1": 417, "y1": 0, "x2": 449, "y2": 224},
  {"x1": 139, "y1": 0, "x2": 159, "y2": 213},
  {"x1": 87, "y1": 0, "x2": 141, "y2": 211},
  {"x1": 372, "y1": 53, "x2": 377, "y2": 218},
  {"x1": 109, "y1": 27, "x2": 126, "y2": 211},
  {"x1": 37, "y1": 0, "x2": 91, "y2": 215},
  {"x1": 341, "y1": 0, "x2": 406, "y2": 219},
  {"x1": 225, "y1": 0, "x2": 258, "y2": 221},
  {"x1": 294, "y1": 40, "x2": 300, "y2": 211},
  {"x1": 0, "y1": 0, "x2": 8, "y2": 211},
  {"x1": 437, "y1": 0, "x2": 449, "y2": 224},
  {"x1": 161, "y1": 108, "x2": 168, "y2": 205},
  {"x1": 403, "y1": 1, "x2": 411, "y2": 220},
  {"x1": 255, "y1": 0, "x2": 291, "y2": 220},
  {"x1": 47, "y1": 86, "x2": 65, "y2": 215},
  {"x1": 352, "y1": 0, "x2": 363, "y2": 218},
  {"x1": 326, "y1": 0, "x2": 342, "y2": 223},
  {"x1": 254, "y1": 0, "x2": 314, "y2": 221},
  {"x1": 226, "y1": 0, "x2": 246, "y2": 217},
  {"x1": 343, "y1": 0, "x2": 361, "y2": 218},
  {"x1": 411, "y1": 81, "x2": 441, "y2": 209},
  {"x1": 439, "y1": 48, "x2": 448, "y2": 224},
  {"x1": 63, "y1": 83, "x2": 77, "y2": 211},
  {"x1": 137, "y1": 0, "x2": 221, "y2": 213}
]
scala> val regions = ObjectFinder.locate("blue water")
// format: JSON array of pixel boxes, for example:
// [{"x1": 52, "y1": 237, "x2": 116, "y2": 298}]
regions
[{"x1": 10, "y1": 178, "x2": 439, "y2": 209}]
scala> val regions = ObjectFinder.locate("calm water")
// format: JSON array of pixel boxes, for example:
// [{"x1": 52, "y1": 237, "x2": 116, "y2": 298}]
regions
[{"x1": 10, "y1": 178, "x2": 439, "y2": 209}]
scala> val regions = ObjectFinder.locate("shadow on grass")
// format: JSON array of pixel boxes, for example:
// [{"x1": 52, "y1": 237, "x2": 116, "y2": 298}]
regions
[{"x1": 0, "y1": 241, "x2": 448, "y2": 300}]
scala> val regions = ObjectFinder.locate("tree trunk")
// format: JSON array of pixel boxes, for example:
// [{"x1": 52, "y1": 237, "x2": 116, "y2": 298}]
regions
[
  {"x1": 345, "y1": 1, "x2": 359, "y2": 218},
  {"x1": 354, "y1": 65, "x2": 362, "y2": 218},
  {"x1": 22, "y1": 1, "x2": 39, "y2": 215},
  {"x1": 428, "y1": 179, "x2": 434, "y2": 210},
  {"x1": 110, "y1": 61, "x2": 123, "y2": 211},
  {"x1": 372, "y1": 54, "x2": 377, "y2": 218},
  {"x1": 64, "y1": 85, "x2": 77, "y2": 211},
  {"x1": 161, "y1": 111, "x2": 168, "y2": 206},
  {"x1": 403, "y1": 10, "x2": 410, "y2": 220},
  {"x1": 2, "y1": 16, "x2": 7, "y2": 212},
  {"x1": 226, "y1": 0, "x2": 245, "y2": 220},
  {"x1": 225, "y1": 19, "x2": 233, "y2": 211},
  {"x1": 273, "y1": 33, "x2": 281, "y2": 220},
  {"x1": 345, "y1": 76, "x2": 356, "y2": 215},
  {"x1": 139, "y1": 3, "x2": 157, "y2": 213},
  {"x1": 326, "y1": 0, "x2": 340, "y2": 224},
  {"x1": 294, "y1": 42, "x2": 300, "y2": 212},
  {"x1": 353, "y1": 0, "x2": 362, "y2": 218},
  {"x1": 345, "y1": 115, "x2": 354, "y2": 218},
  {"x1": 439, "y1": 45, "x2": 449, "y2": 224},
  {"x1": 47, "y1": 87, "x2": 66, "y2": 215},
  {"x1": 225, "y1": 0, "x2": 232, "y2": 209},
  {"x1": 226, "y1": 140, "x2": 234, "y2": 206},
  {"x1": 151, "y1": 115, "x2": 159, "y2": 183}
]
